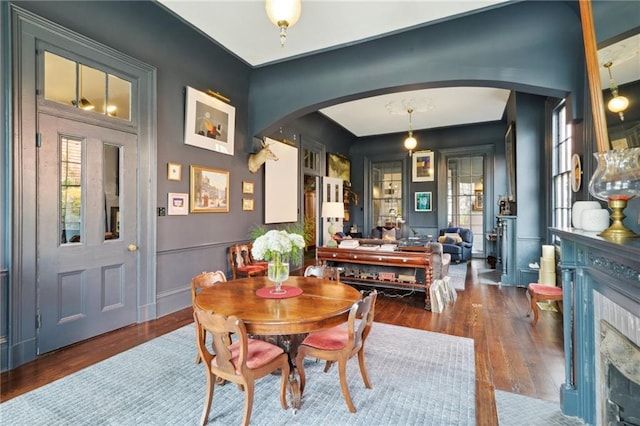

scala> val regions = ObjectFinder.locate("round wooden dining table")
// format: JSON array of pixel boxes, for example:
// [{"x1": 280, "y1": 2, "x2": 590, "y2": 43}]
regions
[{"x1": 194, "y1": 275, "x2": 361, "y2": 410}]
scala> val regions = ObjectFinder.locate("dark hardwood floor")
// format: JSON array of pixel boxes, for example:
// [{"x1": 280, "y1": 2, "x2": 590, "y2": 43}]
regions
[{"x1": 1, "y1": 259, "x2": 565, "y2": 424}]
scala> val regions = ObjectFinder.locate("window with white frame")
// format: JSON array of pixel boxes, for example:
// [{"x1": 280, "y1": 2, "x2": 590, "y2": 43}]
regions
[{"x1": 552, "y1": 101, "x2": 572, "y2": 235}]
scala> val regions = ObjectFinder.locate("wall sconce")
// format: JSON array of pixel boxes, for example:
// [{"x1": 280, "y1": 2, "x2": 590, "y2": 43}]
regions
[
  {"x1": 604, "y1": 61, "x2": 629, "y2": 121},
  {"x1": 321, "y1": 201, "x2": 344, "y2": 248},
  {"x1": 265, "y1": 0, "x2": 301, "y2": 47}
]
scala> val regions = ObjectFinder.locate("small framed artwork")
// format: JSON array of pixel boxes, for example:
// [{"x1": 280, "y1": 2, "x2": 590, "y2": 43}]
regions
[
  {"x1": 242, "y1": 198, "x2": 254, "y2": 211},
  {"x1": 167, "y1": 162, "x2": 182, "y2": 181},
  {"x1": 473, "y1": 190, "x2": 484, "y2": 211},
  {"x1": 242, "y1": 181, "x2": 254, "y2": 194},
  {"x1": 168, "y1": 192, "x2": 189, "y2": 215},
  {"x1": 327, "y1": 152, "x2": 351, "y2": 184},
  {"x1": 415, "y1": 191, "x2": 432, "y2": 212},
  {"x1": 184, "y1": 86, "x2": 235, "y2": 156},
  {"x1": 190, "y1": 165, "x2": 229, "y2": 213},
  {"x1": 412, "y1": 150, "x2": 435, "y2": 182}
]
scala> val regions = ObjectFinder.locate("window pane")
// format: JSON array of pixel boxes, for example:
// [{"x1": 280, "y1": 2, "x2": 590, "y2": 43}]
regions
[
  {"x1": 104, "y1": 144, "x2": 121, "y2": 240},
  {"x1": 80, "y1": 64, "x2": 106, "y2": 114},
  {"x1": 44, "y1": 52, "x2": 76, "y2": 106},
  {"x1": 60, "y1": 137, "x2": 83, "y2": 244},
  {"x1": 107, "y1": 74, "x2": 131, "y2": 120}
]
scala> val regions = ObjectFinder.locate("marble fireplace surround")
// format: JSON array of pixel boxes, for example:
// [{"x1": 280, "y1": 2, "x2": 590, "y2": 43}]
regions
[
  {"x1": 594, "y1": 293, "x2": 640, "y2": 424},
  {"x1": 553, "y1": 228, "x2": 640, "y2": 425}
]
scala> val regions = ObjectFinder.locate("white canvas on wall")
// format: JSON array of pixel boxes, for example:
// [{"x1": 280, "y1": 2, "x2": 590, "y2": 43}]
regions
[{"x1": 265, "y1": 138, "x2": 298, "y2": 223}]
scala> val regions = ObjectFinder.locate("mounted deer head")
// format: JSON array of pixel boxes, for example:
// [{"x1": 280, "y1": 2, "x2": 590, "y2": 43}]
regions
[{"x1": 248, "y1": 140, "x2": 279, "y2": 173}]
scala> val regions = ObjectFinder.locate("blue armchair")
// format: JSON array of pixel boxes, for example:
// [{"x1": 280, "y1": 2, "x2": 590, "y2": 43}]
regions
[{"x1": 438, "y1": 227, "x2": 473, "y2": 263}]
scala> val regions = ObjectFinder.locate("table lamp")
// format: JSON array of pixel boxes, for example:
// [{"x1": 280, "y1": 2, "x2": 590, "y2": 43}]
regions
[{"x1": 321, "y1": 201, "x2": 344, "y2": 248}]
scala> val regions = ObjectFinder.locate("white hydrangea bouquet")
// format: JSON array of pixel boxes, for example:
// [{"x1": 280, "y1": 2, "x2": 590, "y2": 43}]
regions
[{"x1": 252, "y1": 229, "x2": 305, "y2": 292}]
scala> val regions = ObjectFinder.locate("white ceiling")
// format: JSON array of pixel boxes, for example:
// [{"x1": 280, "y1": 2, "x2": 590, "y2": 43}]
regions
[{"x1": 154, "y1": 0, "x2": 518, "y2": 136}]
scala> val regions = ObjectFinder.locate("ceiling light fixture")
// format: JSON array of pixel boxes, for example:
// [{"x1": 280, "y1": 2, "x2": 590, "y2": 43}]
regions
[
  {"x1": 71, "y1": 97, "x2": 95, "y2": 111},
  {"x1": 404, "y1": 108, "x2": 417, "y2": 155},
  {"x1": 265, "y1": 0, "x2": 301, "y2": 47},
  {"x1": 603, "y1": 61, "x2": 629, "y2": 121}
]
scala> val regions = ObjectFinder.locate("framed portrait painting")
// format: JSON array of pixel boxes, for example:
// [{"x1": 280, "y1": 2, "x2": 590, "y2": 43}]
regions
[
  {"x1": 190, "y1": 165, "x2": 229, "y2": 213},
  {"x1": 412, "y1": 150, "x2": 435, "y2": 182},
  {"x1": 184, "y1": 86, "x2": 235, "y2": 156},
  {"x1": 473, "y1": 190, "x2": 484, "y2": 211},
  {"x1": 415, "y1": 191, "x2": 432, "y2": 212}
]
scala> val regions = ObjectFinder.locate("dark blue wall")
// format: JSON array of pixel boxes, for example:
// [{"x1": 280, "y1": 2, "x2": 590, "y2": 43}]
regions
[{"x1": 250, "y1": 1, "x2": 584, "y2": 137}]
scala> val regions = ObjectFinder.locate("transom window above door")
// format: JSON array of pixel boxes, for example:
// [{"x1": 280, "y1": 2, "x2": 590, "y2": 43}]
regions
[{"x1": 43, "y1": 51, "x2": 131, "y2": 120}]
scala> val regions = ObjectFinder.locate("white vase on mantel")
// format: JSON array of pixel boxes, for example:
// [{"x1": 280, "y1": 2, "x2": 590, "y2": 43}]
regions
[{"x1": 572, "y1": 201, "x2": 601, "y2": 229}]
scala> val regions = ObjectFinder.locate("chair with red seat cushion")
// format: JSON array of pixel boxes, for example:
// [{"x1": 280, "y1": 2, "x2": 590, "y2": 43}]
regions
[
  {"x1": 295, "y1": 290, "x2": 377, "y2": 413},
  {"x1": 527, "y1": 283, "x2": 563, "y2": 326},
  {"x1": 228, "y1": 243, "x2": 268, "y2": 280},
  {"x1": 193, "y1": 307, "x2": 289, "y2": 426}
]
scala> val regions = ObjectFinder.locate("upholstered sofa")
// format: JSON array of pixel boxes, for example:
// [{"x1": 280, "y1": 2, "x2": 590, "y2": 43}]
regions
[{"x1": 438, "y1": 227, "x2": 473, "y2": 263}]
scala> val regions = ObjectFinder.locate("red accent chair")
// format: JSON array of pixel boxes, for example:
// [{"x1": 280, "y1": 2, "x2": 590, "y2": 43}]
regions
[
  {"x1": 528, "y1": 283, "x2": 563, "y2": 326},
  {"x1": 295, "y1": 290, "x2": 377, "y2": 413},
  {"x1": 228, "y1": 243, "x2": 268, "y2": 280}
]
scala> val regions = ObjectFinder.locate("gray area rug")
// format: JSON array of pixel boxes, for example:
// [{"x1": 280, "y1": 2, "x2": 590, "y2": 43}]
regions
[
  {"x1": 448, "y1": 262, "x2": 468, "y2": 290},
  {"x1": 495, "y1": 390, "x2": 585, "y2": 425},
  {"x1": 1, "y1": 322, "x2": 475, "y2": 425}
]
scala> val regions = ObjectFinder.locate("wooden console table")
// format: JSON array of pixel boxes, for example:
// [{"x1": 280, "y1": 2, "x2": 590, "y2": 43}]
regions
[{"x1": 317, "y1": 247, "x2": 433, "y2": 310}]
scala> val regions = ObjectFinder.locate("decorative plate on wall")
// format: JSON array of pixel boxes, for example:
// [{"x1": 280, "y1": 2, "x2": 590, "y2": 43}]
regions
[{"x1": 571, "y1": 153, "x2": 581, "y2": 192}]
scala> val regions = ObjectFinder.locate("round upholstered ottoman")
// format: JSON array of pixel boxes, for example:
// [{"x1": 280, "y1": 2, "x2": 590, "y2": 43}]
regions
[{"x1": 527, "y1": 283, "x2": 563, "y2": 326}]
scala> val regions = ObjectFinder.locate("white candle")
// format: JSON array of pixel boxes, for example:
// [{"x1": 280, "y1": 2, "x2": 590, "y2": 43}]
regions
[{"x1": 542, "y1": 245, "x2": 555, "y2": 259}]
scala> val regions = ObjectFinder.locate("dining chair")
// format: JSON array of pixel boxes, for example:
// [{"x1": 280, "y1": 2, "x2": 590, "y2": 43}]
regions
[
  {"x1": 228, "y1": 243, "x2": 268, "y2": 280},
  {"x1": 295, "y1": 290, "x2": 377, "y2": 413},
  {"x1": 191, "y1": 271, "x2": 227, "y2": 365},
  {"x1": 193, "y1": 307, "x2": 290, "y2": 426},
  {"x1": 303, "y1": 264, "x2": 341, "y2": 282}
]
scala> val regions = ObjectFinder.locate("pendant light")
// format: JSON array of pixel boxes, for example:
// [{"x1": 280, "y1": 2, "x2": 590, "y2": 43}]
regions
[
  {"x1": 404, "y1": 108, "x2": 417, "y2": 155},
  {"x1": 265, "y1": 0, "x2": 302, "y2": 47},
  {"x1": 604, "y1": 61, "x2": 629, "y2": 121}
]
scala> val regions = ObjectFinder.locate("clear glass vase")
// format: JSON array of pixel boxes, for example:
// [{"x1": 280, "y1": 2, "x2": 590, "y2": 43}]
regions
[
  {"x1": 588, "y1": 147, "x2": 640, "y2": 239},
  {"x1": 267, "y1": 253, "x2": 289, "y2": 294}
]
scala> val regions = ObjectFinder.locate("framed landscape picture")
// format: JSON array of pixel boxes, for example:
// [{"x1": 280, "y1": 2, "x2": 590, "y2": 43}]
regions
[
  {"x1": 184, "y1": 86, "x2": 235, "y2": 156},
  {"x1": 412, "y1": 150, "x2": 435, "y2": 182},
  {"x1": 327, "y1": 153, "x2": 351, "y2": 184},
  {"x1": 190, "y1": 165, "x2": 229, "y2": 213},
  {"x1": 415, "y1": 191, "x2": 432, "y2": 212}
]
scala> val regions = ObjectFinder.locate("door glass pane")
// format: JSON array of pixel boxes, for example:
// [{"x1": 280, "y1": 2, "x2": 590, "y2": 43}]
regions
[
  {"x1": 80, "y1": 64, "x2": 105, "y2": 114},
  {"x1": 371, "y1": 161, "x2": 402, "y2": 227},
  {"x1": 104, "y1": 144, "x2": 121, "y2": 240},
  {"x1": 44, "y1": 52, "x2": 76, "y2": 105},
  {"x1": 447, "y1": 155, "x2": 484, "y2": 255},
  {"x1": 107, "y1": 74, "x2": 131, "y2": 120},
  {"x1": 60, "y1": 137, "x2": 82, "y2": 244}
]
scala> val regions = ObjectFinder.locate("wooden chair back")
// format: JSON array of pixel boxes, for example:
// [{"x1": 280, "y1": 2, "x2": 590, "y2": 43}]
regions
[
  {"x1": 190, "y1": 270, "x2": 226, "y2": 303},
  {"x1": 303, "y1": 264, "x2": 341, "y2": 282}
]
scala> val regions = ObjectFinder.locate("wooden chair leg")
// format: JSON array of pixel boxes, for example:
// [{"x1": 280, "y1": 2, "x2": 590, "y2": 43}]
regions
[
  {"x1": 279, "y1": 361, "x2": 290, "y2": 410},
  {"x1": 241, "y1": 381, "x2": 255, "y2": 426},
  {"x1": 200, "y1": 372, "x2": 215, "y2": 426},
  {"x1": 357, "y1": 348, "x2": 372, "y2": 389},
  {"x1": 296, "y1": 353, "x2": 307, "y2": 395},
  {"x1": 338, "y1": 359, "x2": 356, "y2": 413},
  {"x1": 530, "y1": 290, "x2": 540, "y2": 326}
]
